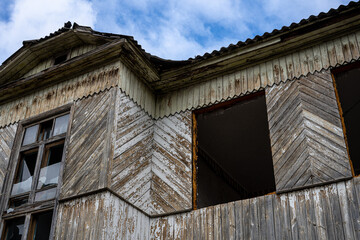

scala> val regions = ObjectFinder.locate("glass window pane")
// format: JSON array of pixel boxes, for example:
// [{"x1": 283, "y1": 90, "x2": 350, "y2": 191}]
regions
[
  {"x1": 34, "y1": 188, "x2": 57, "y2": 202},
  {"x1": 37, "y1": 120, "x2": 53, "y2": 141},
  {"x1": 4, "y1": 217, "x2": 25, "y2": 240},
  {"x1": 12, "y1": 151, "x2": 37, "y2": 196},
  {"x1": 22, "y1": 125, "x2": 39, "y2": 146},
  {"x1": 53, "y1": 114, "x2": 69, "y2": 136},
  {"x1": 37, "y1": 143, "x2": 64, "y2": 190},
  {"x1": 29, "y1": 211, "x2": 53, "y2": 240},
  {"x1": 9, "y1": 197, "x2": 28, "y2": 208}
]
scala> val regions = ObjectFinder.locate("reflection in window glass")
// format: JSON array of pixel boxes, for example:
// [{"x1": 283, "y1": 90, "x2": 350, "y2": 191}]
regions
[
  {"x1": 22, "y1": 125, "x2": 39, "y2": 146},
  {"x1": 12, "y1": 151, "x2": 37, "y2": 196},
  {"x1": 37, "y1": 120, "x2": 53, "y2": 141},
  {"x1": 4, "y1": 217, "x2": 25, "y2": 240},
  {"x1": 37, "y1": 143, "x2": 64, "y2": 190},
  {"x1": 53, "y1": 114, "x2": 69, "y2": 136},
  {"x1": 29, "y1": 211, "x2": 53, "y2": 240},
  {"x1": 35, "y1": 188, "x2": 57, "y2": 202}
]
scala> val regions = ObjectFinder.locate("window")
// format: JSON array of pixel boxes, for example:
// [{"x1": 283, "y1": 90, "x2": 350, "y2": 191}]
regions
[
  {"x1": 333, "y1": 62, "x2": 360, "y2": 175},
  {"x1": 53, "y1": 53, "x2": 68, "y2": 65},
  {"x1": 2, "y1": 107, "x2": 70, "y2": 239},
  {"x1": 193, "y1": 91, "x2": 276, "y2": 209}
]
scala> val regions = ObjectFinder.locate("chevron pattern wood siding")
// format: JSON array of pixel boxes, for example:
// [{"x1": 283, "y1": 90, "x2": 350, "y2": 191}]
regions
[
  {"x1": 111, "y1": 90, "x2": 154, "y2": 211},
  {"x1": 266, "y1": 70, "x2": 352, "y2": 192},
  {"x1": 111, "y1": 89, "x2": 192, "y2": 216},
  {"x1": 150, "y1": 178, "x2": 360, "y2": 240},
  {"x1": 54, "y1": 191, "x2": 150, "y2": 240},
  {"x1": 60, "y1": 89, "x2": 115, "y2": 199},
  {"x1": 151, "y1": 112, "x2": 192, "y2": 215},
  {"x1": 0, "y1": 124, "x2": 17, "y2": 191}
]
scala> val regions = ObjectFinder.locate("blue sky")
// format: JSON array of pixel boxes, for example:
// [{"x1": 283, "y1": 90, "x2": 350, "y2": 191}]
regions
[{"x1": 0, "y1": 0, "x2": 354, "y2": 64}]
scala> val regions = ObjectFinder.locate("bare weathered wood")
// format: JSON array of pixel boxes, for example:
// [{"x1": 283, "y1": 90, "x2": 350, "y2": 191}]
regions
[
  {"x1": 55, "y1": 191, "x2": 150, "y2": 240},
  {"x1": 266, "y1": 70, "x2": 352, "y2": 192},
  {"x1": 60, "y1": 89, "x2": 115, "y2": 199}
]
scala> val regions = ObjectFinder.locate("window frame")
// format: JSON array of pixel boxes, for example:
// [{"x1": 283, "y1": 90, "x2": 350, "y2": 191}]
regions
[{"x1": 0, "y1": 103, "x2": 73, "y2": 239}]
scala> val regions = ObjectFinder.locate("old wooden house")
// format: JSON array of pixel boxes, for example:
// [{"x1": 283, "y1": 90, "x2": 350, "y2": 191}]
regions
[{"x1": 1, "y1": 1, "x2": 360, "y2": 239}]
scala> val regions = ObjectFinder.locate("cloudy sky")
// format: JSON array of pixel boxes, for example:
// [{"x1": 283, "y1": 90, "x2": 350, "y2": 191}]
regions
[{"x1": 0, "y1": 0, "x2": 353, "y2": 64}]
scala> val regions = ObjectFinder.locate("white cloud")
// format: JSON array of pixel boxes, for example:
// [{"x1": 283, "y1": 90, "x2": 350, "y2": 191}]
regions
[
  {"x1": 0, "y1": 0, "x2": 353, "y2": 63},
  {"x1": 0, "y1": 0, "x2": 95, "y2": 64}
]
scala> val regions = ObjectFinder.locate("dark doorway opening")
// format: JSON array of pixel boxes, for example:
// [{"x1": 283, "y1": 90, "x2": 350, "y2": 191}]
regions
[
  {"x1": 333, "y1": 62, "x2": 360, "y2": 175},
  {"x1": 194, "y1": 91, "x2": 276, "y2": 209}
]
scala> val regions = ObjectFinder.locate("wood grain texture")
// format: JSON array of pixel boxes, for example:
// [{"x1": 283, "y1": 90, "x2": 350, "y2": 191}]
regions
[
  {"x1": 60, "y1": 89, "x2": 115, "y2": 199},
  {"x1": 53, "y1": 178, "x2": 360, "y2": 239},
  {"x1": 111, "y1": 89, "x2": 154, "y2": 212},
  {"x1": 156, "y1": 30, "x2": 360, "y2": 118},
  {"x1": 54, "y1": 191, "x2": 149, "y2": 240},
  {"x1": 266, "y1": 69, "x2": 352, "y2": 192},
  {"x1": 151, "y1": 111, "x2": 192, "y2": 215},
  {"x1": 111, "y1": 89, "x2": 192, "y2": 216},
  {"x1": 147, "y1": 178, "x2": 360, "y2": 240},
  {"x1": 0, "y1": 124, "x2": 17, "y2": 191}
]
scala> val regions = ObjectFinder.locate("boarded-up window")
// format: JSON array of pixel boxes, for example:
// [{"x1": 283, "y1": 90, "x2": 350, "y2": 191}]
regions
[
  {"x1": 333, "y1": 63, "x2": 360, "y2": 175},
  {"x1": 194, "y1": 91, "x2": 275, "y2": 208}
]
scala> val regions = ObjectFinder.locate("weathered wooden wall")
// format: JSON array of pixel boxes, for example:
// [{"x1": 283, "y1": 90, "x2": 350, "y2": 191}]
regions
[
  {"x1": 111, "y1": 89, "x2": 192, "y2": 216},
  {"x1": 266, "y1": 69, "x2": 352, "y2": 192},
  {"x1": 23, "y1": 44, "x2": 97, "y2": 78},
  {"x1": 60, "y1": 89, "x2": 116, "y2": 199},
  {"x1": 151, "y1": 112, "x2": 192, "y2": 215},
  {"x1": 0, "y1": 60, "x2": 156, "y2": 127},
  {"x1": 150, "y1": 178, "x2": 360, "y2": 240},
  {"x1": 54, "y1": 177, "x2": 360, "y2": 239},
  {"x1": 156, "y1": 30, "x2": 360, "y2": 118},
  {"x1": 0, "y1": 124, "x2": 17, "y2": 201},
  {"x1": 111, "y1": 89, "x2": 154, "y2": 212},
  {"x1": 54, "y1": 191, "x2": 150, "y2": 240}
]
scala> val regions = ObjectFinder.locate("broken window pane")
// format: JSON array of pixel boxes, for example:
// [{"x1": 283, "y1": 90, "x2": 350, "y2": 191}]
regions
[
  {"x1": 29, "y1": 211, "x2": 53, "y2": 240},
  {"x1": 4, "y1": 217, "x2": 25, "y2": 240},
  {"x1": 22, "y1": 125, "x2": 39, "y2": 146},
  {"x1": 53, "y1": 114, "x2": 69, "y2": 136},
  {"x1": 9, "y1": 196, "x2": 28, "y2": 208},
  {"x1": 34, "y1": 188, "x2": 57, "y2": 202},
  {"x1": 37, "y1": 142, "x2": 64, "y2": 190},
  {"x1": 195, "y1": 92, "x2": 276, "y2": 208},
  {"x1": 12, "y1": 150, "x2": 37, "y2": 195},
  {"x1": 37, "y1": 120, "x2": 53, "y2": 141}
]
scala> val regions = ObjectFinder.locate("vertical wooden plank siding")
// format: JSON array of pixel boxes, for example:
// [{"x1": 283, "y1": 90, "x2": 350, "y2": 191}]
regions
[
  {"x1": 0, "y1": 60, "x2": 158, "y2": 127},
  {"x1": 155, "y1": 30, "x2": 360, "y2": 118},
  {"x1": 144, "y1": 179, "x2": 360, "y2": 239},
  {"x1": 54, "y1": 192, "x2": 150, "y2": 240},
  {"x1": 60, "y1": 89, "x2": 115, "y2": 199},
  {"x1": 265, "y1": 69, "x2": 352, "y2": 192},
  {"x1": 56, "y1": 179, "x2": 360, "y2": 239}
]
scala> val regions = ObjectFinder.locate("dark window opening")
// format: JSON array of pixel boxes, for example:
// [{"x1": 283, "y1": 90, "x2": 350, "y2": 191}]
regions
[
  {"x1": 53, "y1": 54, "x2": 67, "y2": 65},
  {"x1": 28, "y1": 211, "x2": 53, "y2": 240},
  {"x1": 37, "y1": 120, "x2": 53, "y2": 142},
  {"x1": 333, "y1": 62, "x2": 360, "y2": 175},
  {"x1": 37, "y1": 141, "x2": 64, "y2": 190},
  {"x1": 3, "y1": 217, "x2": 25, "y2": 240},
  {"x1": 195, "y1": 91, "x2": 275, "y2": 208},
  {"x1": 12, "y1": 150, "x2": 38, "y2": 196}
]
